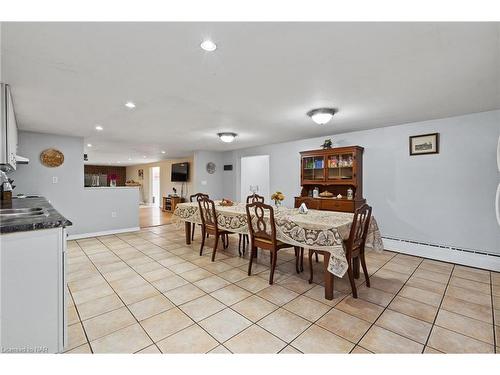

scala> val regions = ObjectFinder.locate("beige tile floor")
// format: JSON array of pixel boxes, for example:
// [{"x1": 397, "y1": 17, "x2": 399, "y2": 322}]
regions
[{"x1": 64, "y1": 224, "x2": 500, "y2": 354}]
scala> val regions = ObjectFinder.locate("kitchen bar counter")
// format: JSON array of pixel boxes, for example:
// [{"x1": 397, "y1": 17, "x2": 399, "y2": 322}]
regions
[{"x1": 0, "y1": 196, "x2": 72, "y2": 234}]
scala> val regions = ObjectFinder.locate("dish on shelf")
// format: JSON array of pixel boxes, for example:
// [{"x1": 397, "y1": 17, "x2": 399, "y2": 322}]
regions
[
  {"x1": 319, "y1": 191, "x2": 333, "y2": 197},
  {"x1": 219, "y1": 199, "x2": 234, "y2": 206}
]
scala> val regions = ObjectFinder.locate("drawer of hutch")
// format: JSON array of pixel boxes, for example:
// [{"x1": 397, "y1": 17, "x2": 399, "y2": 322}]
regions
[{"x1": 319, "y1": 199, "x2": 354, "y2": 212}]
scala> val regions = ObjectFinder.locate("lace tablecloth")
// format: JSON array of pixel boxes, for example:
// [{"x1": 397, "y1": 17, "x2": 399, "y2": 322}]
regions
[{"x1": 173, "y1": 202, "x2": 384, "y2": 277}]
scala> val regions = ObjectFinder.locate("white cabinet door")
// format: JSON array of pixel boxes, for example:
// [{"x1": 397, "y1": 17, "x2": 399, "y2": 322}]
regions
[{"x1": 0, "y1": 227, "x2": 65, "y2": 353}]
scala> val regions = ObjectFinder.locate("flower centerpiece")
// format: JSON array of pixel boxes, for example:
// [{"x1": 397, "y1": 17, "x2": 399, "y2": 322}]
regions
[{"x1": 271, "y1": 191, "x2": 285, "y2": 207}]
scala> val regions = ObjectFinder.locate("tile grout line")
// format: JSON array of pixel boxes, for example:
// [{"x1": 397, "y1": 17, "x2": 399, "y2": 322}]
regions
[
  {"x1": 65, "y1": 277, "x2": 94, "y2": 354},
  {"x1": 75, "y1": 236, "x2": 163, "y2": 353},
  {"x1": 421, "y1": 263, "x2": 455, "y2": 353},
  {"x1": 73, "y1": 235, "x2": 394, "y2": 352},
  {"x1": 423, "y1": 269, "x2": 496, "y2": 351},
  {"x1": 70, "y1": 229, "x2": 499, "y2": 354},
  {"x1": 100, "y1": 231, "x2": 309, "y2": 352},
  {"x1": 347, "y1": 255, "x2": 427, "y2": 353},
  {"x1": 73, "y1": 230, "x2": 391, "y2": 353},
  {"x1": 97, "y1": 234, "x2": 227, "y2": 353}
]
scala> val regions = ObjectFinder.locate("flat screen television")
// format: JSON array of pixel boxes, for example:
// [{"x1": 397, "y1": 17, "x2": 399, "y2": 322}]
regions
[{"x1": 171, "y1": 162, "x2": 189, "y2": 182}]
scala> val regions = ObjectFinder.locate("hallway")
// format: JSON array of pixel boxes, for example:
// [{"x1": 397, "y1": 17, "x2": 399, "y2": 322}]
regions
[{"x1": 139, "y1": 206, "x2": 172, "y2": 228}]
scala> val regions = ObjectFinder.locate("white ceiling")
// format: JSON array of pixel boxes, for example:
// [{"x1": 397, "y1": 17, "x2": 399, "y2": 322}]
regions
[{"x1": 2, "y1": 22, "x2": 499, "y2": 165}]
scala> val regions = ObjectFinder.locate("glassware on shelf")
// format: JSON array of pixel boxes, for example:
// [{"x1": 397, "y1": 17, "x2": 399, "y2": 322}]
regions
[{"x1": 347, "y1": 188, "x2": 353, "y2": 200}]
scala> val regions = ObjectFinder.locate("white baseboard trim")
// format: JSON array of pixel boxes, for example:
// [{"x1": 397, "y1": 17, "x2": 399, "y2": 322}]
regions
[
  {"x1": 383, "y1": 238, "x2": 500, "y2": 272},
  {"x1": 67, "y1": 227, "x2": 141, "y2": 240}
]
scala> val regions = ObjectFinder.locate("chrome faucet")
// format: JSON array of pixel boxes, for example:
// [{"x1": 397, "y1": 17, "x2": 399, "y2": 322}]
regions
[{"x1": 0, "y1": 170, "x2": 13, "y2": 193}]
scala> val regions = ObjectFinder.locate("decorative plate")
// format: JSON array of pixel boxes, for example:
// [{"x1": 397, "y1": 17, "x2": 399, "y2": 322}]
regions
[
  {"x1": 206, "y1": 162, "x2": 216, "y2": 174},
  {"x1": 40, "y1": 148, "x2": 65, "y2": 167}
]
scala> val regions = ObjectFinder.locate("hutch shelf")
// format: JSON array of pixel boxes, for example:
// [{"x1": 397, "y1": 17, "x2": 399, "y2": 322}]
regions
[{"x1": 294, "y1": 145, "x2": 366, "y2": 213}]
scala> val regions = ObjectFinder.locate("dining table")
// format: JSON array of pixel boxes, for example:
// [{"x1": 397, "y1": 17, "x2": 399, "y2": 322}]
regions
[{"x1": 172, "y1": 201, "x2": 384, "y2": 300}]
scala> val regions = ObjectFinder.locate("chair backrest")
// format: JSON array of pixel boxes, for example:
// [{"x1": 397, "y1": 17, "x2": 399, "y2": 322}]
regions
[
  {"x1": 198, "y1": 197, "x2": 218, "y2": 230},
  {"x1": 245, "y1": 201, "x2": 277, "y2": 246},
  {"x1": 246, "y1": 193, "x2": 265, "y2": 204},
  {"x1": 346, "y1": 204, "x2": 372, "y2": 255},
  {"x1": 190, "y1": 192, "x2": 209, "y2": 203}
]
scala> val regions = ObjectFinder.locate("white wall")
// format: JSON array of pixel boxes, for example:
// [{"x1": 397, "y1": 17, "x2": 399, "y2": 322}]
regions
[
  {"x1": 240, "y1": 155, "x2": 270, "y2": 203},
  {"x1": 193, "y1": 150, "x2": 226, "y2": 200},
  {"x1": 0, "y1": 22, "x2": 3, "y2": 82},
  {"x1": 199, "y1": 110, "x2": 500, "y2": 256},
  {"x1": 10, "y1": 131, "x2": 139, "y2": 237}
]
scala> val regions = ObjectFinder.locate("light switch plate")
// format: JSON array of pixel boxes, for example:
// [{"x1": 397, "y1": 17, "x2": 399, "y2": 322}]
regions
[
  {"x1": 52, "y1": 176, "x2": 58, "y2": 184},
  {"x1": 201, "y1": 180, "x2": 207, "y2": 186}
]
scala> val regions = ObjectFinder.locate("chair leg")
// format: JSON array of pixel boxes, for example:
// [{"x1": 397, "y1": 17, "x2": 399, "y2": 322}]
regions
[
  {"x1": 360, "y1": 252, "x2": 370, "y2": 287},
  {"x1": 238, "y1": 234, "x2": 242, "y2": 256},
  {"x1": 353, "y1": 256, "x2": 360, "y2": 279},
  {"x1": 211, "y1": 234, "x2": 220, "y2": 262},
  {"x1": 191, "y1": 223, "x2": 195, "y2": 241},
  {"x1": 347, "y1": 260, "x2": 358, "y2": 298},
  {"x1": 242, "y1": 234, "x2": 247, "y2": 254},
  {"x1": 269, "y1": 250, "x2": 277, "y2": 285},
  {"x1": 294, "y1": 247, "x2": 300, "y2": 273},
  {"x1": 248, "y1": 246, "x2": 256, "y2": 275},
  {"x1": 300, "y1": 248, "x2": 304, "y2": 272},
  {"x1": 308, "y1": 249, "x2": 314, "y2": 284},
  {"x1": 199, "y1": 227, "x2": 206, "y2": 256},
  {"x1": 315, "y1": 252, "x2": 319, "y2": 263}
]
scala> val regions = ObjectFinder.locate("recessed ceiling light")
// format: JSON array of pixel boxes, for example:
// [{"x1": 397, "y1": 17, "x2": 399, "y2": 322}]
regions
[
  {"x1": 125, "y1": 101, "x2": 136, "y2": 109},
  {"x1": 95, "y1": 125, "x2": 103, "y2": 131},
  {"x1": 161, "y1": 150, "x2": 166, "y2": 154},
  {"x1": 307, "y1": 108, "x2": 337, "y2": 125},
  {"x1": 217, "y1": 132, "x2": 238, "y2": 143},
  {"x1": 128, "y1": 157, "x2": 132, "y2": 161},
  {"x1": 143, "y1": 155, "x2": 146, "y2": 158},
  {"x1": 87, "y1": 143, "x2": 92, "y2": 147},
  {"x1": 200, "y1": 40, "x2": 217, "y2": 52},
  {"x1": 117, "y1": 161, "x2": 121, "y2": 164}
]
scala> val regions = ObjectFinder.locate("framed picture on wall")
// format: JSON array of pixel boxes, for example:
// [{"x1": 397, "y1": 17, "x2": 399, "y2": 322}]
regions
[{"x1": 409, "y1": 133, "x2": 439, "y2": 156}]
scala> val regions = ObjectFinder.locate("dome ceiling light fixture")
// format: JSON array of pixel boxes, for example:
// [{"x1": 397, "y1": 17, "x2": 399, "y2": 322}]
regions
[
  {"x1": 217, "y1": 132, "x2": 238, "y2": 143},
  {"x1": 307, "y1": 108, "x2": 337, "y2": 125},
  {"x1": 200, "y1": 40, "x2": 217, "y2": 52}
]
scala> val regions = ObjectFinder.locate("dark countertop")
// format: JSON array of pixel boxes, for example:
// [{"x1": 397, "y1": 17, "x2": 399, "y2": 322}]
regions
[{"x1": 0, "y1": 196, "x2": 72, "y2": 234}]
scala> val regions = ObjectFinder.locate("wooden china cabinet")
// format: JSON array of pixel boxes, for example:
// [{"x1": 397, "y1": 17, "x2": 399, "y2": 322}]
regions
[{"x1": 294, "y1": 146, "x2": 366, "y2": 213}]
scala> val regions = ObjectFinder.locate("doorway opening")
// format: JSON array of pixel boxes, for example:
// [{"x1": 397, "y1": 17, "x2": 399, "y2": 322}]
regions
[
  {"x1": 240, "y1": 155, "x2": 270, "y2": 203},
  {"x1": 150, "y1": 166, "x2": 161, "y2": 207}
]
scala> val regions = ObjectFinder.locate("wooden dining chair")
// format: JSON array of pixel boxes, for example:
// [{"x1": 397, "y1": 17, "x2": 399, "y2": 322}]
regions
[
  {"x1": 198, "y1": 197, "x2": 231, "y2": 261},
  {"x1": 238, "y1": 193, "x2": 265, "y2": 256},
  {"x1": 190, "y1": 193, "x2": 209, "y2": 241},
  {"x1": 246, "y1": 201, "x2": 302, "y2": 284},
  {"x1": 307, "y1": 203, "x2": 372, "y2": 298}
]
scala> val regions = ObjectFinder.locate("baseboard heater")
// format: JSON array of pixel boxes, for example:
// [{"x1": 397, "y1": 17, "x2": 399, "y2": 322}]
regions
[{"x1": 382, "y1": 236, "x2": 500, "y2": 272}]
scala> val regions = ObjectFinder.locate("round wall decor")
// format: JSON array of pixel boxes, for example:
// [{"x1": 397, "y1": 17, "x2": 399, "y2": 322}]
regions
[
  {"x1": 40, "y1": 148, "x2": 65, "y2": 167},
  {"x1": 206, "y1": 162, "x2": 216, "y2": 174}
]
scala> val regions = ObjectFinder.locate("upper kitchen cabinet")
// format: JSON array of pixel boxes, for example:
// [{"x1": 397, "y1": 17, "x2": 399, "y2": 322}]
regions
[{"x1": 0, "y1": 83, "x2": 29, "y2": 172}]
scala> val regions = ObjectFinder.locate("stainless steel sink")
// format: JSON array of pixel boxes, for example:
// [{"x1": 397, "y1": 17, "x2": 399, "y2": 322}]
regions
[{"x1": 0, "y1": 207, "x2": 48, "y2": 219}]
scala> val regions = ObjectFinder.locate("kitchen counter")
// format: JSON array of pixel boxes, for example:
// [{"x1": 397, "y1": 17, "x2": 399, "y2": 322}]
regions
[{"x1": 0, "y1": 196, "x2": 72, "y2": 234}]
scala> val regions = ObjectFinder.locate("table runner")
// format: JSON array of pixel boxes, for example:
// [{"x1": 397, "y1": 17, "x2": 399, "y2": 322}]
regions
[{"x1": 172, "y1": 201, "x2": 384, "y2": 277}]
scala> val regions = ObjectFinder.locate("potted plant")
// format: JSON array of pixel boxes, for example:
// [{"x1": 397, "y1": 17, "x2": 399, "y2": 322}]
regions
[{"x1": 271, "y1": 191, "x2": 285, "y2": 207}]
